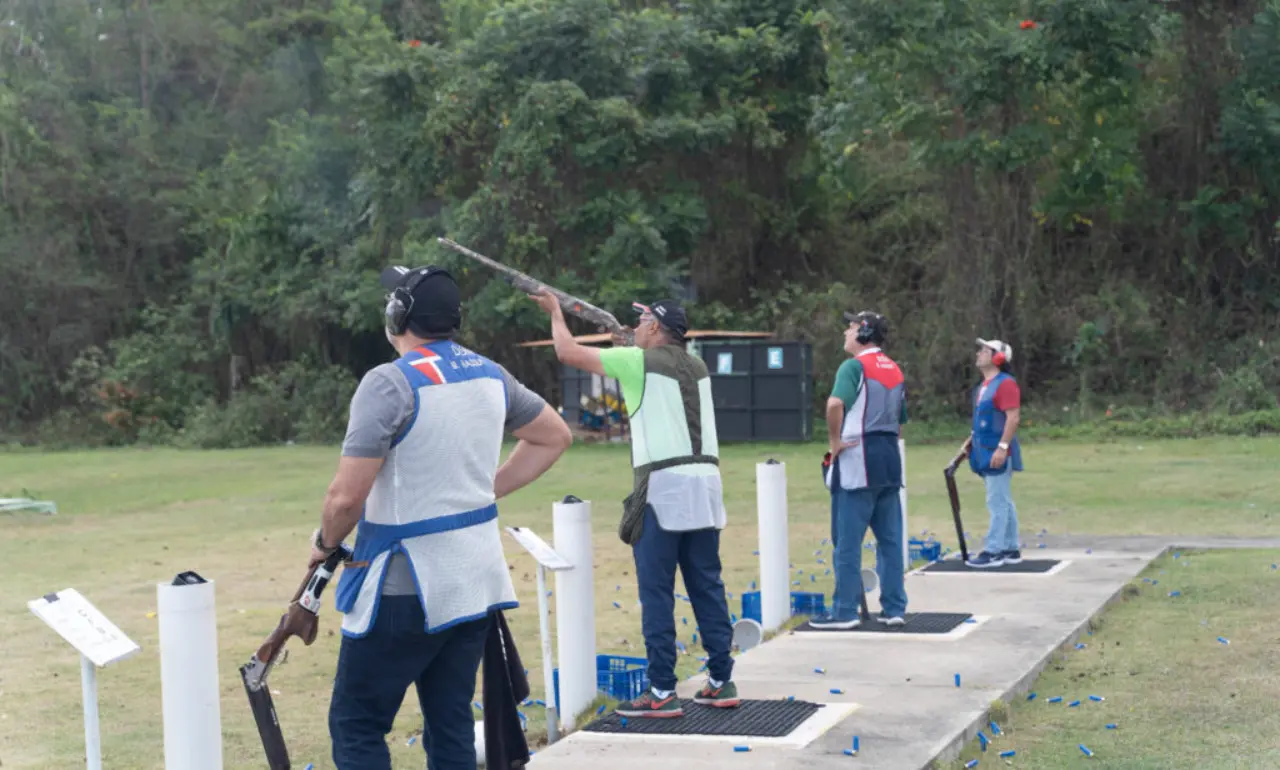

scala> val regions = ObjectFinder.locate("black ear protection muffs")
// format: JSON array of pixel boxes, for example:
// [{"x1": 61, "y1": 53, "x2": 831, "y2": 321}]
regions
[
  {"x1": 385, "y1": 266, "x2": 455, "y2": 336},
  {"x1": 854, "y1": 312, "x2": 885, "y2": 345}
]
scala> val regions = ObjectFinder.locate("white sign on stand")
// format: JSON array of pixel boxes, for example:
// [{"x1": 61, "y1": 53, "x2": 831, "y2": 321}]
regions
[
  {"x1": 28, "y1": 588, "x2": 141, "y2": 770},
  {"x1": 504, "y1": 526, "x2": 573, "y2": 745}
]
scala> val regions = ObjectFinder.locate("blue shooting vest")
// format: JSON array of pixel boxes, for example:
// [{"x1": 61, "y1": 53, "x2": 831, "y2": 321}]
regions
[
  {"x1": 334, "y1": 341, "x2": 519, "y2": 637},
  {"x1": 969, "y1": 372, "x2": 1024, "y2": 477}
]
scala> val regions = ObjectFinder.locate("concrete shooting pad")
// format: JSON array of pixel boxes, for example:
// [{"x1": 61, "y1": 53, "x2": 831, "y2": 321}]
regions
[{"x1": 526, "y1": 538, "x2": 1179, "y2": 769}]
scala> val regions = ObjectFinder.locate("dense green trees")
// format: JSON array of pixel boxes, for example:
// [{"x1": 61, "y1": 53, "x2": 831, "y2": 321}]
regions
[{"x1": 2, "y1": 0, "x2": 1278, "y2": 447}]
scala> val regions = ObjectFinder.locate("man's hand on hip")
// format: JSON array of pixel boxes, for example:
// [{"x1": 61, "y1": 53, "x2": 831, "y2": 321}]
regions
[{"x1": 830, "y1": 438, "x2": 859, "y2": 456}]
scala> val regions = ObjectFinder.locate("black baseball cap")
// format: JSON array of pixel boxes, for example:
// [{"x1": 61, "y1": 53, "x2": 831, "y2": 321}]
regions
[
  {"x1": 633, "y1": 299, "x2": 688, "y2": 340},
  {"x1": 843, "y1": 310, "x2": 888, "y2": 344},
  {"x1": 380, "y1": 265, "x2": 462, "y2": 333}
]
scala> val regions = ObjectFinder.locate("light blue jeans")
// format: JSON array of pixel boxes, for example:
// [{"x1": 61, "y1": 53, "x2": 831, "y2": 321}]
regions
[{"x1": 982, "y1": 465, "x2": 1019, "y2": 553}]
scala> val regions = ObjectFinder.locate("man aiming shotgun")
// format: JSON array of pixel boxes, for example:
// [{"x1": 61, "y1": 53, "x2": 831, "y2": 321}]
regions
[{"x1": 528, "y1": 289, "x2": 741, "y2": 718}]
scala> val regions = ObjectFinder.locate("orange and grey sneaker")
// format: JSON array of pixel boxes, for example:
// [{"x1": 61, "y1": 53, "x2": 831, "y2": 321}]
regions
[
  {"x1": 615, "y1": 689, "x2": 683, "y2": 718},
  {"x1": 693, "y1": 679, "x2": 740, "y2": 708}
]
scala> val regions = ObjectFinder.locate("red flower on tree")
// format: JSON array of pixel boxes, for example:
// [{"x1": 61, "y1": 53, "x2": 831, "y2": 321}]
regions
[
  {"x1": 408, "y1": 39, "x2": 422, "y2": 48},
  {"x1": 1019, "y1": 19, "x2": 1038, "y2": 30}
]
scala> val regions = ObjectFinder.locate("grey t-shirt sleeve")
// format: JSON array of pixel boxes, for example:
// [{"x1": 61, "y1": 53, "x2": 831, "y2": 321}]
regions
[
  {"x1": 499, "y1": 364, "x2": 549, "y2": 432},
  {"x1": 341, "y1": 363, "x2": 414, "y2": 459}
]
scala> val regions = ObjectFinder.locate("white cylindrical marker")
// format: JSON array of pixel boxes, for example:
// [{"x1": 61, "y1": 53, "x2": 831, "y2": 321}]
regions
[
  {"x1": 80, "y1": 655, "x2": 101, "y2": 770},
  {"x1": 756, "y1": 460, "x2": 790, "y2": 632},
  {"x1": 553, "y1": 497, "x2": 596, "y2": 730},
  {"x1": 157, "y1": 572, "x2": 223, "y2": 770},
  {"x1": 899, "y1": 438, "x2": 909, "y2": 568}
]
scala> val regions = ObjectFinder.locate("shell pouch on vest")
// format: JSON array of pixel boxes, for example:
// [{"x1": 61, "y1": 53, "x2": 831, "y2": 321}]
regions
[
  {"x1": 969, "y1": 372, "x2": 1024, "y2": 477},
  {"x1": 620, "y1": 480, "x2": 647, "y2": 545}
]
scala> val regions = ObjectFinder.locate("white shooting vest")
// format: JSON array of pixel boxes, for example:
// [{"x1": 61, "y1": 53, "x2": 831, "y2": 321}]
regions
[{"x1": 333, "y1": 341, "x2": 518, "y2": 637}]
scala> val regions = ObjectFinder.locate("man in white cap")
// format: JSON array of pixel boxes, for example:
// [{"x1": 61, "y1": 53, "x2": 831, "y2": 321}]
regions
[{"x1": 959, "y1": 338, "x2": 1023, "y2": 567}]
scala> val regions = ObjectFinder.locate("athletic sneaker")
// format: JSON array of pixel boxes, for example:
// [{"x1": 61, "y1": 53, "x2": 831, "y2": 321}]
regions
[
  {"x1": 1001, "y1": 549, "x2": 1023, "y2": 564},
  {"x1": 808, "y1": 612, "x2": 862, "y2": 630},
  {"x1": 693, "y1": 679, "x2": 741, "y2": 708},
  {"x1": 966, "y1": 551, "x2": 1006, "y2": 568},
  {"x1": 615, "y1": 688, "x2": 683, "y2": 718},
  {"x1": 877, "y1": 613, "x2": 906, "y2": 627}
]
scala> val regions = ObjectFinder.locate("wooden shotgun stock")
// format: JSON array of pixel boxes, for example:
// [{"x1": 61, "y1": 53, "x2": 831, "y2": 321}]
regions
[{"x1": 240, "y1": 544, "x2": 354, "y2": 770}]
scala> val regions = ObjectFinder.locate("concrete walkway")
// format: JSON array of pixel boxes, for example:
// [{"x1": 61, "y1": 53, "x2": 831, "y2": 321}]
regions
[{"x1": 526, "y1": 537, "x2": 1279, "y2": 769}]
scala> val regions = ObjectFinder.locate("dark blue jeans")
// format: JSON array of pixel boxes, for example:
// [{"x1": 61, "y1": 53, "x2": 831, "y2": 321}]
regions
[
  {"x1": 632, "y1": 504, "x2": 734, "y2": 691},
  {"x1": 329, "y1": 595, "x2": 489, "y2": 770},
  {"x1": 829, "y1": 462, "x2": 908, "y2": 620}
]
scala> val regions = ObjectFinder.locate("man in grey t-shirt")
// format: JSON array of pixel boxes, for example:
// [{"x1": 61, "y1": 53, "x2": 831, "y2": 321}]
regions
[{"x1": 309, "y1": 264, "x2": 572, "y2": 769}]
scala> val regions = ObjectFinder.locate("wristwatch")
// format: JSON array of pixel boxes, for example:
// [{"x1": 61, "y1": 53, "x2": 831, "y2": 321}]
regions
[
  {"x1": 998, "y1": 442, "x2": 1010, "y2": 450},
  {"x1": 313, "y1": 528, "x2": 338, "y2": 555}
]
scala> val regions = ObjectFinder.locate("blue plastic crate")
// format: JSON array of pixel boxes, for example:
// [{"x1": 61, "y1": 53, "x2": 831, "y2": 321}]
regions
[
  {"x1": 740, "y1": 590, "x2": 826, "y2": 623},
  {"x1": 553, "y1": 654, "x2": 649, "y2": 712},
  {"x1": 909, "y1": 539, "x2": 942, "y2": 562}
]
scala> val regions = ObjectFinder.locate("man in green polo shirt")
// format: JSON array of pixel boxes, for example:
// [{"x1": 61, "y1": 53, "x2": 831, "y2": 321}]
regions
[{"x1": 528, "y1": 290, "x2": 739, "y2": 719}]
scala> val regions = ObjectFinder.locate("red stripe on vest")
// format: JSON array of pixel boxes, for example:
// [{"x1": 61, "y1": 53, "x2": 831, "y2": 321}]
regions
[{"x1": 856, "y1": 350, "x2": 903, "y2": 388}]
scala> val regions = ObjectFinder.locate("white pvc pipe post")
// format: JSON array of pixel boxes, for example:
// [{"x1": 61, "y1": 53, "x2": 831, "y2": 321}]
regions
[
  {"x1": 756, "y1": 460, "x2": 790, "y2": 632},
  {"x1": 899, "y1": 438, "x2": 909, "y2": 569},
  {"x1": 157, "y1": 574, "x2": 223, "y2": 770},
  {"x1": 536, "y1": 564, "x2": 559, "y2": 744},
  {"x1": 552, "y1": 496, "x2": 595, "y2": 730},
  {"x1": 80, "y1": 655, "x2": 101, "y2": 770}
]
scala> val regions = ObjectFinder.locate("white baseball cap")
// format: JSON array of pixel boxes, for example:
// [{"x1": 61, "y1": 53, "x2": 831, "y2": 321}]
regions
[{"x1": 976, "y1": 338, "x2": 1013, "y2": 363}]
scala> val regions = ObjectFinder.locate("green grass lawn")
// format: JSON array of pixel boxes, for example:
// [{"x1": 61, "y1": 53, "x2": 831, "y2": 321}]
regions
[
  {"x1": 943, "y1": 548, "x2": 1280, "y2": 770},
  {"x1": 2, "y1": 435, "x2": 1279, "y2": 768}
]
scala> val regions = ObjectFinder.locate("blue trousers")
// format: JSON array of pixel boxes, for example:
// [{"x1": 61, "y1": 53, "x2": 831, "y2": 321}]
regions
[
  {"x1": 329, "y1": 595, "x2": 489, "y2": 770},
  {"x1": 829, "y1": 463, "x2": 908, "y2": 620},
  {"x1": 632, "y1": 504, "x2": 734, "y2": 691},
  {"x1": 982, "y1": 465, "x2": 1020, "y2": 553}
]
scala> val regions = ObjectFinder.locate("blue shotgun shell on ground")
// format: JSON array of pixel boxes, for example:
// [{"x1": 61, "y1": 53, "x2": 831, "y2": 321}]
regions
[
  {"x1": 1106, "y1": 723, "x2": 1118, "y2": 729},
  {"x1": 843, "y1": 749, "x2": 857, "y2": 756},
  {"x1": 1080, "y1": 744, "x2": 1094, "y2": 757},
  {"x1": 955, "y1": 673, "x2": 961, "y2": 687},
  {"x1": 965, "y1": 760, "x2": 979, "y2": 768},
  {"x1": 1089, "y1": 695, "x2": 1104, "y2": 702},
  {"x1": 999, "y1": 750, "x2": 1016, "y2": 758},
  {"x1": 734, "y1": 745, "x2": 750, "y2": 752}
]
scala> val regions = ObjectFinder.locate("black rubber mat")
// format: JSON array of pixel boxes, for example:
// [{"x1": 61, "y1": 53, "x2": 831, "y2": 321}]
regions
[
  {"x1": 795, "y1": 612, "x2": 973, "y2": 634},
  {"x1": 582, "y1": 698, "x2": 822, "y2": 736},
  {"x1": 921, "y1": 559, "x2": 1060, "y2": 574}
]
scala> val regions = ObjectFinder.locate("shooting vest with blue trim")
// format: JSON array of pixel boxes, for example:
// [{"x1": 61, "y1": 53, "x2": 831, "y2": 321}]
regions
[
  {"x1": 968, "y1": 371, "x2": 1024, "y2": 477},
  {"x1": 334, "y1": 341, "x2": 518, "y2": 637}
]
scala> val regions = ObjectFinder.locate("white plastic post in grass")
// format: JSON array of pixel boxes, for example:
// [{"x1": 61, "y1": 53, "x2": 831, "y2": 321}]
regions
[
  {"x1": 504, "y1": 525, "x2": 574, "y2": 745},
  {"x1": 899, "y1": 438, "x2": 909, "y2": 569},
  {"x1": 28, "y1": 588, "x2": 141, "y2": 770},
  {"x1": 157, "y1": 572, "x2": 224, "y2": 770},
  {"x1": 552, "y1": 495, "x2": 596, "y2": 731},
  {"x1": 756, "y1": 459, "x2": 790, "y2": 632}
]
